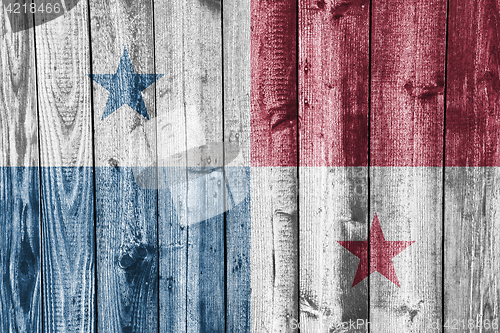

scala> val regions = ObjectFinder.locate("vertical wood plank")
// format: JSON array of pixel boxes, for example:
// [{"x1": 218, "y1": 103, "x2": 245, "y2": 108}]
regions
[
  {"x1": 370, "y1": 0, "x2": 447, "y2": 331},
  {"x1": 153, "y1": 0, "x2": 188, "y2": 331},
  {"x1": 445, "y1": 0, "x2": 500, "y2": 328},
  {"x1": 0, "y1": 3, "x2": 41, "y2": 332},
  {"x1": 251, "y1": 0, "x2": 298, "y2": 331},
  {"x1": 33, "y1": 0, "x2": 95, "y2": 331},
  {"x1": 154, "y1": 0, "x2": 225, "y2": 331},
  {"x1": 298, "y1": 0, "x2": 369, "y2": 331},
  {"x1": 223, "y1": 0, "x2": 252, "y2": 330},
  {"x1": 88, "y1": 0, "x2": 158, "y2": 332},
  {"x1": 182, "y1": 0, "x2": 225, "y2": 330}
]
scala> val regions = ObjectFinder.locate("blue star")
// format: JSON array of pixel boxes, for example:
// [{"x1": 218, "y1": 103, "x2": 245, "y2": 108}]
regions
[{"x1": 88, "y1": 47, "x2": 163, "y2": 120}]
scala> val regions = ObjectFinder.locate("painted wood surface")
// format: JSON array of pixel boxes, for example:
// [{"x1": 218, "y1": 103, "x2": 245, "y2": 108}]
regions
[
  {"x1": 181, "y1": 0, "x2": 225, "y2": 331},
  {"x1": 88, "y1": 1, "x2": 159, "y2": 332},
  {"x1": 0, "y1": 1, "x2": 39, "y2": 167},
  {"x1": 445, "y1": 0, "x2": 500, "y2": 329},
  {"x1": 153, "y1": 0, "x2": 188, "y2": 331},
  {"x1": 0, "y1": 8, "x2": 41, "y2": 333},
  {"x1": 184, "y1": 0, "x2": 225, "y2": 332},
  {"x1": 0, "y1": 168, "x2": 41, "y2": 333},
  {"x1": 155, "y1": 0, "x2": 226, "y2": 331},
  {"x1": 0, "y1": 3, "x2": 41, "y2": 333},
  {"x1": 223, "y1": 0, "x2": 252, "y2": 330},
  {"x1": 370, "y1": 0, "x2": 447, "y2": 332},
  {"x1": 3, "y1": 0, "x2": 500, "y2": 332},
  {"x1": 33, "y1": 1, "x2": 95, "y2": 332},
  {"x1": 153, "y1": 0, "x2": 189, "y2": 331},
  {"x1": 298, "y1": 0, "x2": 369, "y2": 332},
  {"x1": 251, "y1": 0, "x2": 298, "y2": 332}
]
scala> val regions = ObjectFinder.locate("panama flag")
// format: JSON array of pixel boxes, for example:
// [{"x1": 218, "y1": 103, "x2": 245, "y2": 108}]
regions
[{"x1": 1, "y1": 0, "x2": 499, "y2": 332}]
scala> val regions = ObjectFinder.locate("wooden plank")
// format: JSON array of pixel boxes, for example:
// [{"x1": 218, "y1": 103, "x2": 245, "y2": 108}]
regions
[
  {"x1": 0, "y1": 4, "x2": 41, "y2": 332},
  {"x1": 182, "y1": 0, "x2": 224, "y2": 331},
  {"x1": 250, "y1": 167, "x2": 298, "y2": 332},
  {"x1": 152, "y1": 0, "x2": 188, "y2": 331},
  {"x1": 0, "y1": 1, "x2": 39, "y2": 166},
  {"x1": 88, "y1": 0, "x2": 158, "y2": 332},
  {"x1": 369, "y1": 168, "x2": 443, "y2": 331},
  {"x1": 0, "y1": 168, "x2": 41, "y2": 333},
  {"x1": 445, "y1": 0, "x2": 500, "y2": 328},
  {"x1": 250, "y1": 0, "x2": 298, "y2": 331},
  {"x1": 370, "y1": 0, "x2": 447, "y2": 331},
  {"x1": 298, "y1": 0, "x2": 369, "y2": 331},
  {"x1": 33, "y1": 1, "x2": 95, "y2": 332},
  {"x1": 444, "y1": 168, "x2": 500, "y2": 331},
  {"x1": 154, "y1": 0, "x2": 225, "y2": 331},
  {"x1": 300, "y1": 168, "x2": 368, "y2": 332},
  {"x1": 223, "y1": 0, "x2": 251, "y2": 330}
]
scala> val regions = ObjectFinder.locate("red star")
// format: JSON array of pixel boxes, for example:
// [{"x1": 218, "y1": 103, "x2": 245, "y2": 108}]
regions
[{"x1": 338, "y1": 214, "x2": 414, "y2": 288}]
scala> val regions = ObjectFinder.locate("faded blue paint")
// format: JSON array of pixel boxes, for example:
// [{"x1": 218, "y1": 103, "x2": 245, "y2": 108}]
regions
[
  {"x1": 40, "y1": 167, "x2": 95, "y2": 333},
  {"x1": 88, "y1": 47, "x2": 164, "y2": 120},
  {"x1": 1, "y1": 166, "x2": 251, "y2": 332},
  {"x1": 0, "y1": 167, "x2": 41, "y2": 333}
]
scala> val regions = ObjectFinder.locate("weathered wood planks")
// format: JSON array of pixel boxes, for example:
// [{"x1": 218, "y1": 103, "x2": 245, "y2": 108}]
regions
[
  {"x1": 3, "y1": 0, "x2": 500, "y2": 332},
  {"x1": 370, "y1": 0, "x2": 447, "y2": 331},
  {"x1": 251, "y1": 0, "x2": 299, "y2": 332},
  {"x1": 298, "y1": 0, "x2": 370, "y2": 331},
  {"x1": 33, "y1": 0, "x2": 95, "y2": 331},
  {"x1": 445, "y1": 0, "x2": 500, "y2": 329},
  {"x1": 88, "y1": 0, "x2": 159, "y2": 332},
  {"x1": 0, "y1": 3, "x2": 41, "y2": 332}
]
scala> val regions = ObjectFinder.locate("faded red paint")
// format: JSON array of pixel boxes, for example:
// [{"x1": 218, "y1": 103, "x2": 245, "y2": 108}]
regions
[
  {"x1": 370, "y1": 0, "x2": 447, "y2": 167},
  {"x1": 445, "y1": 0, "x2": 500, "y2": 167},
  {"x1": 251, "y1": 0, "x2": 298, "y2": 166},
  {"x1": 298, "y1": 0, "x2": 369, "y2": 167}
]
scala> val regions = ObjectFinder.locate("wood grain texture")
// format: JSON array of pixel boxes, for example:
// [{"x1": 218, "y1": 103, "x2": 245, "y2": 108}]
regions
[
  {"x1": 298, "y1": 0, "x2": 369, "y2": 331},
  {"x1": 88, "y1": 0, "x2": 158, "y2": 332},
  {"x1": 40, "y1": 167, "x2": 95, "y2": 333},
  {"x1": 300, "y1": 167, "x2": 368, "y2": 333},
  {"x1": 0, "y1": 4, "x2": 41, "y2": 333},
  {"x1": 299, "y1": 0, "x2": 369, "y2": 168},
  {"x1": 251, "y1": 167, "x2": 298, "y2": 332},
  {"x1": 370, "y1": 0, "x2": 446, "y2": 331},
  {"x1": 225, "y1": 167, "x2": 251, "y2": 332},
  {"x1": 153, "y1": 0, "x2": 188, "y2": 331},
  {"x1": 33, "y1": 0, "x2": 95, "y2": 331},
  {"x1": 445, "y1": 0, "x2": 500, "y2": 327},
  {"x1": 370, "y1": 168, "x2": 443, "y2": 332},
  {"x1": 94, "y1": 167, "x2": 158, "y2": 333},
  {"x1": 446, "y1": 0, "x2": 500, "y2": 168},
  {"x1": 154, "y1": 0, "x2": 225, "y2": 331},
  {"x1": 251, "y1": 0, "x2": 298, "y2": 167},
  {"x1": 444, "y1": 168, "x2": 500, "y2": 332},
  {"x1": 0, "y1": 168, "x2": 41, "y2": 333},
  {"x1": 251, "y1": 0, "x2": 298, "y2": 331},
  {"x1": 182, "y1": 0, "x2": 225, "y2": 330},
  {"x1": 223, "y1": 0, "x2": 251, "y2": 330},
  {"x1": 0, "y1": 0, "x2": 39, "y2": 168}
]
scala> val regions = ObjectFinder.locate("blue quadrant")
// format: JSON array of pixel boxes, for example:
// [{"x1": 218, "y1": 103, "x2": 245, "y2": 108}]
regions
[{"x1": 0, "y1": 166, "x2": 250, "y2": 332}]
